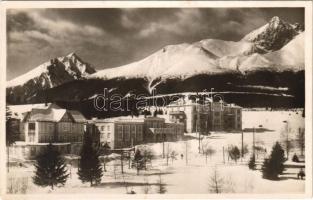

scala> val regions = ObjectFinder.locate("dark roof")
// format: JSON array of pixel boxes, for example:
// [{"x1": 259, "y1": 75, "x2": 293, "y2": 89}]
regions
[{"x1": 68, "y1": 110, "x2": 87, "y2": 123}]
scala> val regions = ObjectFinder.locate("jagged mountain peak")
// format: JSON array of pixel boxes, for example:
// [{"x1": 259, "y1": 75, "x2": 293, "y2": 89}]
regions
[
  {"x1": 269, "y1": 16, "x2": 282, "y2": 28},
  {"x1": 241, "y1": 16, "x2": 300, "y2": 53},
  {"x1": 7, "y1": 53, "x2": 96, "y2": 88}
]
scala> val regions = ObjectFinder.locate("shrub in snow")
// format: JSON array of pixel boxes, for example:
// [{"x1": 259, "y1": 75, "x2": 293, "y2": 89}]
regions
[
  {"x1": 262, "y1": 142, "x2": 285, "y2": 180},
  {"x1": 248, "y1": 155, "x2": 256, "y2": 170},
  {"x1": 33, "y1": 143, "x2": 69, "y2": 190},
  {"x1": 78, "y1": 134, "x2": 103, "y2": 186},
  {"x1": 133, "y1": 149, "x2": 144, "y2": 175},
  {"x1": 203, "y1": 146, "x2": 216, "y2": 164},
  {"x1": 138, "y1": 146, "x2": 155, "y2": 170},
  {"x1": 292, "y1": 154, "x2": 299, "y2": 162},
  {"x1": 228, "y1": 146, "x2": 240, "y2": 163}
]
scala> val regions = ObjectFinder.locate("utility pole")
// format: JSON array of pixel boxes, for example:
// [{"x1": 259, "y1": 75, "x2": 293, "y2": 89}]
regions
[
  {"x1": 252, "y1": 127, "x2": 255, "y2": 157},
  {"x1": 241, "y1": 129, "x2": 244, "y2": 158},
  {"x1": 283, "y1": 120, "x2": 289, "y2": 160},
  {"x1": 197, "y1": 105, "x2": 202, "y2": 154},
  {"x1": 129, "y1": 138, "x2": 133, "y2": 169},
  {"x1": 167, "y1": 143, "x2": 169, "y2": 166},
  {"x1": 223, "y1": 146, "x2": 225, "y2": 164},
  {"x1": 121, "y1": 151, "x2": 124, "y2": 174},
  {"x1": 162, "y1": 133, "x2": 165, "y2": 158},
  {"x1": 185, "y1": 141, "x2": 188, "y2": 165}
]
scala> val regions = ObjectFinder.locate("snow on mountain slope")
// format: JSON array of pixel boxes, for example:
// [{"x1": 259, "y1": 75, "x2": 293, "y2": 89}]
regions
[
  {"x1": 242, "y1": 23, "x2": 269, "y2": 42},
  {"x1": 218, "y1": 33, "x2": 304, "y2": 72},
  {"x1": 90, "y1": 16, "x2": 303, "y2": 81},
  {"x1": 198, "y1": 39, "x2": 254, "y2": 57},
  {"x1": 7, "y1": 62, "x2": 51, "y2": 88},
  {"x1": 89, "y1": 43, "x2": 227, "y2": 81},
  {"x1": 239, "y1": 53, "x2": 272, "y2": 72},
  {"x1": 7, "y1": 53, "x2": 96, "y2": 88},
  {"x1": 7, "y1": 16, "x2": 304, "y2": 95},
  {"x1": 264, "y1": 32, "x2": 304, "y2": 70}
]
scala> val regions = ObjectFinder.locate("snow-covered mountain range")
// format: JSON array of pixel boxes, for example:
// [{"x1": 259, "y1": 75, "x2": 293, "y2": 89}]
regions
[
  {"x1": 7, "y1": 53, "x2": 96, "y2": 103},
  {"x1": 6, "y1": 16, "x2": 305, "y2": 107},
  {"x1": 89, "y1": 16, "x2": 304, "y2": 82},
  {"x1": 7, "y1": 53, "x2": 95, "y2": 88}
]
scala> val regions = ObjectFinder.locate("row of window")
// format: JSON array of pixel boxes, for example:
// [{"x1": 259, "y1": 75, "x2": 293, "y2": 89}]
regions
[
  {"x1": 59, "y1": 122, "x2": 84, "y2": 132},
  {"x1": 116, "y1": 132, "x2": 143, "y2": 142},
  {"x1": 117, "y1": 124, "x2": 143, "y2": 133},
  {"x1": 37, "y1": 135, "x2": 83, "y2": 143},
  {"x1": 27, "y1": 122, "x2": 84, "y2": 133},
  {"x1": 99, "y1": 124, "x2": 111, "y2": 132},
  {"x1": 100, "y1": 132, "x2": 111, "y2": 140},
  {"x1": 116, "y1": 124, "x2": 143, "y2": 142}
]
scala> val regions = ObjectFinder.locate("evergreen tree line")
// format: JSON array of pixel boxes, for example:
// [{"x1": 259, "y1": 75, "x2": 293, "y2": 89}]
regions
[
  {"x1": 33, "y1": 134, "x2": 103, "y2": 190},
  {"x1": 248, "y1": 142, "x2": 286, "y2": 180}
]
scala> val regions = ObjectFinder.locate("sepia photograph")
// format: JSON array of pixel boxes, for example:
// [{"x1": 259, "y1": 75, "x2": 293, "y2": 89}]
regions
[{"x1": 1, "y1": 1, "x2": 312, "y2": 198}]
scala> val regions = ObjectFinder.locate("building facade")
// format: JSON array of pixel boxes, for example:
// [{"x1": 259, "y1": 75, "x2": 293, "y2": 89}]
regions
[
  {"x1": 90, "y1": 116, "x2": 184, "y2": 150},
  {"x1": 9, "y1": 103, "x2": 86, "y2": 159},
  {"x1": 167, "y1": 96, "x2": 242, "y2": 133}
]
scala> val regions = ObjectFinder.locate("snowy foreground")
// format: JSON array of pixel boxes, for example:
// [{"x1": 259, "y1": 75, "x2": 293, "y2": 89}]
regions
[{"x1": 7, "y1": 110, "x2": 305, "y2": 194}]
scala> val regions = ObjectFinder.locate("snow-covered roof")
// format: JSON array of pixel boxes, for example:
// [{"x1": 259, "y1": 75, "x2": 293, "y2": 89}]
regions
[
  {"x1": 8, "y1": 103, "x2": 52, "y2": 120},
  {"x1": 19, "y1": 103, "x2": 86, "y2": 123}
]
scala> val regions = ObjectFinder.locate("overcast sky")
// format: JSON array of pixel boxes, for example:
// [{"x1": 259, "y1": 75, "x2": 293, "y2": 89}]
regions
[{"x1": 7, "y1": 8, "x2": 304, "y2": 80}]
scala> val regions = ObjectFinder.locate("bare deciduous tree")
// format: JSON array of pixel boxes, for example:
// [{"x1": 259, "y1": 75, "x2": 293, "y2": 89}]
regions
[
  {"x1": 203, "y1": 146, "x2": 216, "y2": 164},
  {"x1": 170, "y1": 151, "x2": 178, "y2": 164},
  {"x1": 208, "y1": 167, "x2": 224, "y2": 194}
]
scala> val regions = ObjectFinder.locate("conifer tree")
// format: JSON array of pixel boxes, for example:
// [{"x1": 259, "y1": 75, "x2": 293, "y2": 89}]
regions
[
  {"x1": 228, "y1": 146, "x2": 240, "y2": 163},
  {"x1": 78, "y1": 134, "x2": 103, "y2": 186},
  {"x1": 262, "y1": 142, "x2": 285, "y2": 180},
  {"x1": 248, "y1": 155, "x2": 256, "y2": 170},
  {"x1": 33, "y1": 143, "x2": 69, "y2": 190},
  {"x1": 133, "y1": 149, "x2": 143, "y2": 175}
]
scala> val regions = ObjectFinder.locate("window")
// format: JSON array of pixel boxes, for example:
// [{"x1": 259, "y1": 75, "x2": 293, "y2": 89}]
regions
[
  {"x1": 137, "y1": 125, "x2": 142, "y2": 133},
  {"x1": 101, "y1": 126, "x2": 104, "y2": 131},
  {"x1": 63, "y1": 123, "x2": 69, "y2": 132},
  {"x1": 136, "y1": 132, "x2": 142, "y2": 141},
  {"x1": 124, "y1": 132, "x2": 130, "y2": 141},
  {"x1": 107, "y1": 125, "x2": 110, "y2": 131},
  {"x1": 124, "y1": 125, "x2": 130, "y2": 133},
  {"x1": 101, "y1": 133, "x2": 106, "y2": 140},
  {"x1": 28, "y1": 123, "x2": 35, "y2": 130},
  {"x1": 131, "y1": 125, "x2": 136, "y2": 133},
  {"x1": 48, "y1": 124, "x2": 54, "y2": 132},
  {"x1": 107, "y1": 133, "x2": 110, "y2": 139},
  {"x1": 117, "y1": 125, "x2": 123, "y2": 141}
]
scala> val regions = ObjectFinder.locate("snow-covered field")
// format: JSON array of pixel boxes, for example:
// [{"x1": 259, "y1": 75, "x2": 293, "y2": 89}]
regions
[{"x1": 7, "y1": 110, "x2": 305, "y2": 194}]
